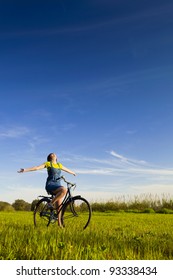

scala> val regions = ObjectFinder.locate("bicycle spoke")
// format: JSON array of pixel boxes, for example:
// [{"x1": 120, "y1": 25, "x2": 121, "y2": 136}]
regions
[
  {"x1": 34, "y1": 198, "x2": 58, "y2": 227},
  {"x1": 61, "y1": 197, "x2": 91, "y2": 230}
]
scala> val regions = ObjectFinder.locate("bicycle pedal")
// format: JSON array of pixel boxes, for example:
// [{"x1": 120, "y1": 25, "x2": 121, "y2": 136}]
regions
[{"x1": 49, "y1": 212, "x2": 58, "y2": 222}]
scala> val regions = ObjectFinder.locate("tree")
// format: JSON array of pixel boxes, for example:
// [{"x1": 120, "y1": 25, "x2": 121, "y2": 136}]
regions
[
  {"x1": 12, "y1": 199, "x2": 31, "y2": 211},
  {"x1": 0, "y1": 201, "x2": 14, "y2": 211},
  {"x1": 31, "y1": 199, "x2": 39, "y2": 211}
]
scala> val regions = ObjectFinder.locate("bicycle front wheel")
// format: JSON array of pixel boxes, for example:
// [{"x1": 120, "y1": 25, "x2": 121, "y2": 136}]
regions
[{"x1": 61, "y1": 196, "x2": 91, "y2": 230}]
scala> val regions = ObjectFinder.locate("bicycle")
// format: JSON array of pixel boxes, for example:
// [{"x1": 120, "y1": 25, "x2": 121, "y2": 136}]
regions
[{"x1": 33, "y1": 176, "x2": 92, "y2": 230}]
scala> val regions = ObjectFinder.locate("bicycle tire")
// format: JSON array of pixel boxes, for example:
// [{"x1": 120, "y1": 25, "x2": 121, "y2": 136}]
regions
[
  {"x1": 61, "y1": 196, "x2": 91, "y2": 230},
  {"x1": 34, "y1": 197, "x2": 57, "y2": 227}
]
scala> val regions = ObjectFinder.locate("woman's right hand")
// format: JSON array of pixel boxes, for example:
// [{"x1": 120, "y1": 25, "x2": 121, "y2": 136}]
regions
[{"x1": 17, "y1": 168, "x2": 25, "y2": 173}]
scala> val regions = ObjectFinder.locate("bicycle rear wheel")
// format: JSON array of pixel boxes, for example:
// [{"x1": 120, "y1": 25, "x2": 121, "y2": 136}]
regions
[
  {"x1": 61, "y1": 196, "x2": 91, "y2": 230},
  {"x1": 34, "y1": 197, "x2": 57, "y2": 227}
]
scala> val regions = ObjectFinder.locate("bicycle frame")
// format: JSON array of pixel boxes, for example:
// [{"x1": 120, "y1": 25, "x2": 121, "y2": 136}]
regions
[
  {"x1": 34, "y1": 175, "x2": 91, "y2": 229},
  {"x1": 37, "y1": 176, "x2": 81, "y2": 216}
]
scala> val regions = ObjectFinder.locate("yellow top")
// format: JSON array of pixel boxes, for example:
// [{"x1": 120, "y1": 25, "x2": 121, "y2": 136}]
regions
[{"x1": 44, "y1": 161, "x2": 63, "y2": 169}]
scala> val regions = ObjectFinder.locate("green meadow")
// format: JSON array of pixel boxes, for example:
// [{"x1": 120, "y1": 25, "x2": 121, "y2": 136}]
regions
[{"x1": 0, "y1": 211, "x2": 173, "y2": 260}]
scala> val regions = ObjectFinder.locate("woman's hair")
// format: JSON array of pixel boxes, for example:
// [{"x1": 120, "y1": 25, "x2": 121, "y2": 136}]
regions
[{"x1": 47, "y1": 153, "x2": 54, "y2": 161}]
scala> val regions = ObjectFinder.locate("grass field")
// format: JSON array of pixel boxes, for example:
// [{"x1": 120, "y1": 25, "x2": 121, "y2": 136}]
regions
[{"x1": 0, "y1": 211, "x2": 173, "y2": 260}]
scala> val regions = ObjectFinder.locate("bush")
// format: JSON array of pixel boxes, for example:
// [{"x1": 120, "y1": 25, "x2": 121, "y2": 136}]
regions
[
  {"x1": 12, "y1": 199, "x2": 31, "y2": 211},
  {"x1": 157, "y1": 208, "x2": 173, "y2": 214},
  {"x1": 0, "y1": 201, "x2": 15, "y2": 212},
  {"x1": 143, "y1": 208, "x2": 155, "y2": 214}
]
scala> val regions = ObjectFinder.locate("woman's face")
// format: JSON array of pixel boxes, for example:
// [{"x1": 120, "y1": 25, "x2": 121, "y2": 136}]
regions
[{"x1": 52, "y1": 153, "x2": 57, "y2": 161}]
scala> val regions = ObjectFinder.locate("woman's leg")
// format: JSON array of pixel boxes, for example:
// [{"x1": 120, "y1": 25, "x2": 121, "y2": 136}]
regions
[{"x1": 51, "y1": 186, "x2": 67, "y2": 227}]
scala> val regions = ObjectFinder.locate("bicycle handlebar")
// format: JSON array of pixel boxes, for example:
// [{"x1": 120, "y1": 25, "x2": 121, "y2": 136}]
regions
[{"x1": 60, "y1": 175, "x2": 76, "y2": 189}]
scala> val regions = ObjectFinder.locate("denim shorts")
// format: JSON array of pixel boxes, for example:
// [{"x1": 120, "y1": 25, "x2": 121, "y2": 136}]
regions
[{"x1": 45, "y1": 179, "x2": 62, "y2": 194}]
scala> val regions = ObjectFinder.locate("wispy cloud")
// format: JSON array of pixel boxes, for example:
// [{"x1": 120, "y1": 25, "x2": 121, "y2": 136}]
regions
[
  {"x1": 27, "y1": 136, "x2": 50, "y2": 153},
  {"x1": 65, "y1": 151, "x2": 173, "y2": 178},
  {"x1": 109, "y1": 150, "x2": 173, "y2": 177},
  {"x1": 110, "y1": 150, "x2": 147, "y2": 166},
  {"x1": 75, "y1": 168, "x2": 114, "y2": 175},
  {"x1": 0, "y1": 125, "x2": 30, "y2": 139},
  {"x1": 76, "y1": 167, "x2": 173, "y2": 177}
]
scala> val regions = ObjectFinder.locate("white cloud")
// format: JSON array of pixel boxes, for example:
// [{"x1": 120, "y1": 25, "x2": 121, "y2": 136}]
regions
[
  {"x1": 2, "y1": 150, "x2": 173, "y2": 204},
  {"x1": 110, "y1": 150, "x2": 147, "y2": 166},
  {"x1": 0, "y1": 125, "x2": 30, "y2": 138},
  {"x1": 75, "y1": 168, "x2": 114, "y2": 175},
  {"x1": 67, "y1": 151, "x2": 173, "y2": 180},
  {"x1": 110, "y1": 150, "x2": 128, "y2": 162},
  {"x1": 75, "y1": 167, "x2": 173, "y2": 177}
]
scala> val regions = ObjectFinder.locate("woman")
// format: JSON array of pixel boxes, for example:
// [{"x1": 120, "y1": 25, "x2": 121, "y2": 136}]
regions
[{"x1": 18, "y1": 153, "x2": 76, "y2": 227}]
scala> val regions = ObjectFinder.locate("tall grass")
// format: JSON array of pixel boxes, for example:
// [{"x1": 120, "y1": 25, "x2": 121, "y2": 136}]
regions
[{"x1": 90, "y1": 193, "x2": 173, "y2": 212}]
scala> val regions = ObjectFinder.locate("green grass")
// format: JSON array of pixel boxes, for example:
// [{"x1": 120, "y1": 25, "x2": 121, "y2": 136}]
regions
[{"x1": 0, "y1": 211, "x2": 173, "y2": 260}]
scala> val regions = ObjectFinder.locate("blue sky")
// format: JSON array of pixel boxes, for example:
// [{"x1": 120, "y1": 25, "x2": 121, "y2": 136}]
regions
[{"x1": 1, "y1": 0, "x2": 173, "y2": 203}]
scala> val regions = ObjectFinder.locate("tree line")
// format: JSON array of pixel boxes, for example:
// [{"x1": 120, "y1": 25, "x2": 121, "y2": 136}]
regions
[
  {"x1": 0, "y1": 193, "x2": 173, "y2": 213},
  {"x1": 0, "y1": 199, "x2": 38, "y2": 212}
]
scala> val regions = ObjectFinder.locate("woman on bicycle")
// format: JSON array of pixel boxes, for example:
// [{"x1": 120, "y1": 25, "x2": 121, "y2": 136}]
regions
[{"x1": 18, "y1": 153, "x2": 76, "y2": 227}]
